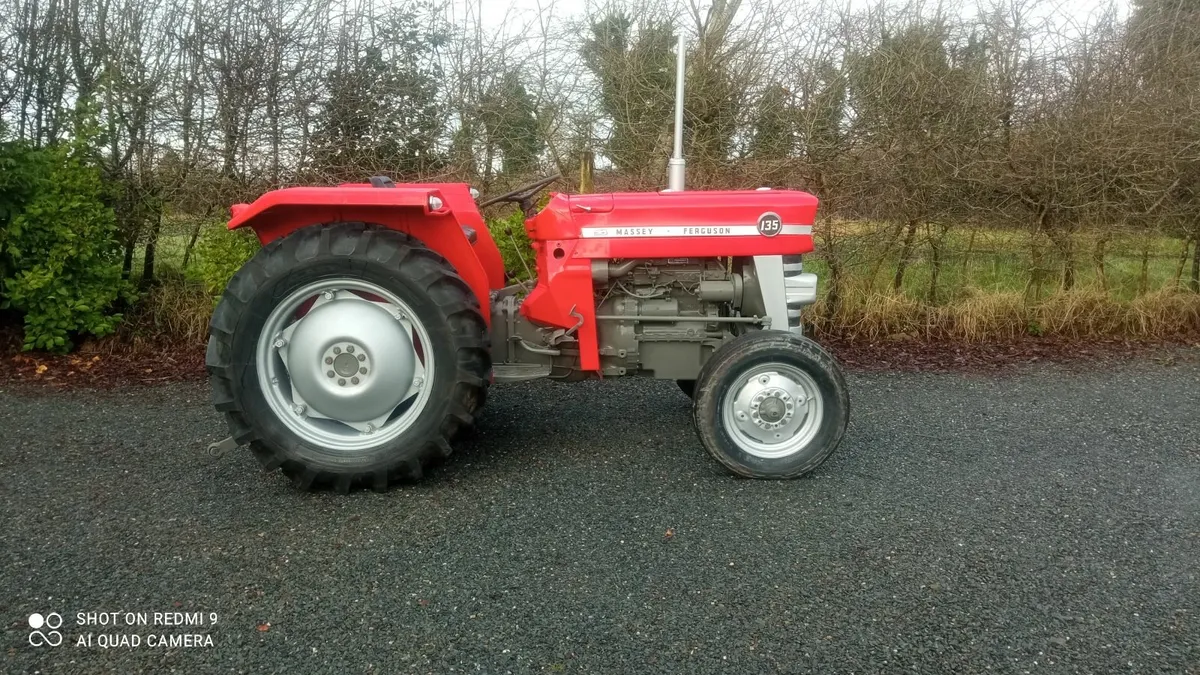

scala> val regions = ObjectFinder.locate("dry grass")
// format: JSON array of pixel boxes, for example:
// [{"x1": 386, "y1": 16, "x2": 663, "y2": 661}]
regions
[
  {"x1": 103, "y1": 276, "x2": 215, "y2": 350},
  {"x1": 1127, "y1": 288, "x2": 1200, "y2": 336},
  {"x1": 809, "y1": 290, "x2": 925, "y2": 341},
  {"x1": 809, "y1": 286, "x2": 1200, "y2": 342},
  {"x1": 937, "y1": 290, "x2": 1028, "y2": 341}
]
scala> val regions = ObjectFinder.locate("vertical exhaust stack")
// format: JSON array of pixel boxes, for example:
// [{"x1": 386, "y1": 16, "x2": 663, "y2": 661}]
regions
[{"x1": 667, "y1": 35, "x2": 687, "y2": 192}]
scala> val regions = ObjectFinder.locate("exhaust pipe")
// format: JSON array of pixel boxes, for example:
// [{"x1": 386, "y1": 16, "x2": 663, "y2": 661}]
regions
[{"x1": 667, "y1": 35, "x2": 686, "y2": 192}]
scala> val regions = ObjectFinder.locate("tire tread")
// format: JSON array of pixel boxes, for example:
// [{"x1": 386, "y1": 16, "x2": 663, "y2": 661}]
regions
[
  {"x1": 206, "y1": 222, "x2": 491, "y2": 491},
  {"x1": 693, "y1": 331, "x2": 850, "y2": 479}
]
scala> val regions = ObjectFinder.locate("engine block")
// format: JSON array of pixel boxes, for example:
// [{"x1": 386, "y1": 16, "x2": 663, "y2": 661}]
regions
[
  {"x1": 489, "y1": 255, "x2": 817, "y2": 382},
  {"x1": 592, "y1": 258, "x2": 736, "y2": 380}
]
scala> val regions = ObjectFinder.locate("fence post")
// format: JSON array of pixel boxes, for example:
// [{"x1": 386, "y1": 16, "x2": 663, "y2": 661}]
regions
[{"x1": 579, "y1": 150, "x2": 594, "y2": 194}]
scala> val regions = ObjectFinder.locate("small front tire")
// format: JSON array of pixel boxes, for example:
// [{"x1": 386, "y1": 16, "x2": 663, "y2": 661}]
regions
[{"x1": 693, "y1": 331, "x2": 849, "y2": 478}]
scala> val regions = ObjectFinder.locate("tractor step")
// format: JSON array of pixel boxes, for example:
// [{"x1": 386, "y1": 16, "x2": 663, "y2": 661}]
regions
[
  {"x1": 492, "y1": 364, "x2": 552, "y2": 383},
  {"x1": 206, "y1": 436, "x2": 241, "y2": 458}
]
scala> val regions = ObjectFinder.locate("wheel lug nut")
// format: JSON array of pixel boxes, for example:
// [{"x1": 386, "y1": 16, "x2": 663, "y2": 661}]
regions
[
  {"x1": 351, "y1": 376, "x2": 360, "y2": 385},
  {"x1": 338, "y1": 378, "x2": 346, "y2": 386},
  {"x1": 413, "y1": 377, "x2": 424, "y2": 388},
  {"x1": 346, "y1": 345, "x2": 355, "y2": 354},
  {"x1": 293, "y1": 404, "x2": 306, "y2": 415},
  {"x1": 327, "y1": 371, "x2": 335, "y2": 378},
  {"x1": 323, "y1": 291, "x2": 334, "y2": 300},
  {"x1": 325, "y1": 357, "x2": 333, "y2": 365},
  {"x1": 359, "y1": 367, "x2": 367, "y2": 375},
  {"x1": 273, "y1": 338, "x2": 287, "y2": 349},
  {"x1": 333, "y1": 347, "x2": 341, "y2": 354},
  {"x1": 357, "y1": 354, "x2": 366, "y2": 362}
]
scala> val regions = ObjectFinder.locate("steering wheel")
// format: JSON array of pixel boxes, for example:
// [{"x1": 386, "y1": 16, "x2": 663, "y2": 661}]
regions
[{"x1": 479, "y1": 174, "x2": 562, "y2": 218}]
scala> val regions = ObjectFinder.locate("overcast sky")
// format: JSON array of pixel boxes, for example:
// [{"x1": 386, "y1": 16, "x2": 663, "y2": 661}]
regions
[{"x1": 461, "y1": 0, "x2": 1132, "y2": 30}]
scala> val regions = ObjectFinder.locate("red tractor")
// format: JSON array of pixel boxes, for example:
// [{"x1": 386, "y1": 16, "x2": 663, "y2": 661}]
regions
[{"x1": 206, "y1": 43, "x2": 849, "y2": 491}]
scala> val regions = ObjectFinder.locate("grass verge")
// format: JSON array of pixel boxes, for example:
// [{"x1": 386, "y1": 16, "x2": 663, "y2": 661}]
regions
[{"x1": 807, "y1": 287, "x2": 1200, "y2": 342}]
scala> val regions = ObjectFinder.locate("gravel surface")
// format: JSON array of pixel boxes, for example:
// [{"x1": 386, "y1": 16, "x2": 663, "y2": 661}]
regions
[{"x1": 1, "y1": 359, "x2": 1198, "y2": 674}]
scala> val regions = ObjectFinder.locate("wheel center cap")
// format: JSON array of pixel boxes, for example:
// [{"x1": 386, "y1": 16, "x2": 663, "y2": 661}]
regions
[
  {"x1": 759, "y1": 396, "x2": 786, "y2": 423},
  {"x1": 333, "y1": 352, "x2": 359, "y2": 377},
  {"x1": 283, "y1": 298, "x2": 414, "y2": 423}
]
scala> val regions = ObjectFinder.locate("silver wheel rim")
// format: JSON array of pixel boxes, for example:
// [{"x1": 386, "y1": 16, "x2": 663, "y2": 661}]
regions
[
  {"x1": 721, "y1": 363, "x2": 824, "y2": 459},
  {"x1": 256, "y1": 278, "x2": 435, "y2": 452}
]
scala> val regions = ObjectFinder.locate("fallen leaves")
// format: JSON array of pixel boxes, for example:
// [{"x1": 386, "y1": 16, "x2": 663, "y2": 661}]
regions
[
  {"x1": 13, "y1": 355, "x2": 195, "y2": 385},
  {"x1": 824, "y1": 336, "x2": 1194, "y2": 375},
  {"x1": 0, "y1": 326, "x2": 206, "y2": 389}
]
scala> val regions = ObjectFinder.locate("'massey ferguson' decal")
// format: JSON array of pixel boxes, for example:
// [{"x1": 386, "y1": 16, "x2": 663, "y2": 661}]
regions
[{"x1": 580, "y1": 224, "x2": 812, "y2": 238}]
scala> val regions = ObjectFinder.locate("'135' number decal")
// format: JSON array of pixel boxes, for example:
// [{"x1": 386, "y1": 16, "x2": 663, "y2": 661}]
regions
[{"x1": 757, "y1": 212, "x2": 782, "y2": 237}]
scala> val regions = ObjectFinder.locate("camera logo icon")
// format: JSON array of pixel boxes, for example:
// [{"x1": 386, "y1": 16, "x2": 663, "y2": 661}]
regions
[{"x1": 28, "y1": 612, "x2": 63, "y2": 647}]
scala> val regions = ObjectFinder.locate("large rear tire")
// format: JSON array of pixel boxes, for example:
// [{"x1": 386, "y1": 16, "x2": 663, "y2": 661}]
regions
[
  {"x1": 693, "y1": 331, "x2": 848, "y2": 478},
  {"x1": 206, "y1": 223, "x2": 490, "y2": 492}
]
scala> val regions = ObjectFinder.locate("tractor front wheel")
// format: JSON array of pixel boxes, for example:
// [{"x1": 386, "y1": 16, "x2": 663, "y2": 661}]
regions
[
  {"x1": 206, "y1": 223, "x2": 490, "y2": 492},
  {"x1": 693, "y1": 331, "x2": 849, "y2": 479}
]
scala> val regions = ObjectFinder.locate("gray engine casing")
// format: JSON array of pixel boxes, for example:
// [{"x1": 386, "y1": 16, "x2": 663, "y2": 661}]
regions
[{"x1": 490, "y1": 256, "x2": 816, "y2": 381}]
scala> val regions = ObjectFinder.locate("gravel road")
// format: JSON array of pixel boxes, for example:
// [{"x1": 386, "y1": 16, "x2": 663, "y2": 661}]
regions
[{"x1": 1, "y1": 358, "x2": 1198, "y2": 674}]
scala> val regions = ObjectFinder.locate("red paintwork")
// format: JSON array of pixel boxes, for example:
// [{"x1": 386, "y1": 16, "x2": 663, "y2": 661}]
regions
[
  {"x1": 228, "y1": 184, "x2": 818, "y2": 372},
  {"x1": 228, "y1": 184, "x2": 506, "y2": 322},
  {"x1": 521, "y1": 190, "x2": 817, "y2": 370}
]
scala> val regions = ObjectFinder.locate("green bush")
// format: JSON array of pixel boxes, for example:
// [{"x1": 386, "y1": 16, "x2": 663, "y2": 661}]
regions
[
  {"x1": 194, "y1": 225, "x2": 261, "y2": 296},
  {"x1": 488, "y1": 208, "x2": 536, "y2": 281},
  {"x1": 0, "y1": 122, "x2": 125, "y2": 352},
  {"x1": 0, "y1": 141, "x2": 53, "y2": 291}
]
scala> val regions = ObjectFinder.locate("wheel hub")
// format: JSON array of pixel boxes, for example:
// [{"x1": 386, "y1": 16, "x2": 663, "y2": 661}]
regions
[
  {"x1": 725, "y1": 367, "x2": 820, "y2": 457},
  {"x1": 258, "y1": 282, "x2": 432, "y2": 448},
  {"x1": 326, "y1": 344, "x2": 369, "y2": 385},
  {"x1": 754, "y1": 391, "x2": 790, "y2": 426},
  {"x1": 281, "y1": 297, "x2": 415, "y2": 424},
  {"x1": 745, "y1": 384, "x2": 799, "y2": 432}
]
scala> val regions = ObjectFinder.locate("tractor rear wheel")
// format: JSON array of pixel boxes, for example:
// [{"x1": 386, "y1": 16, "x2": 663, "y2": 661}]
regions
[
  {"x1": 206, "y1": 222, "x2": 490, "y2": 492},
  {"x1": 693, "y1": 331, "x2": 848, "y2": 479}
]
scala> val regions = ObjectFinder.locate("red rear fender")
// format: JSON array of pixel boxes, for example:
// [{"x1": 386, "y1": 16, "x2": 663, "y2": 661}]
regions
[{"x1": 228, "y1": 185, "x2": 506, "y2": 324}]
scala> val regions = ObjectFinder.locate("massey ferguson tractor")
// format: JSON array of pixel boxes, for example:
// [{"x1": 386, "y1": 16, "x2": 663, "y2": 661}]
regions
[{"x1": 205, "y1": 39, "x2": 849, "y2": 491}]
